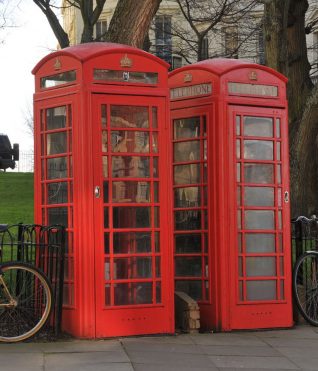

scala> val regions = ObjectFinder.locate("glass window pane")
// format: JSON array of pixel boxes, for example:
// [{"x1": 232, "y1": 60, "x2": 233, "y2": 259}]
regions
[
  {"x1": 111, "y1": 106, "x2": 149, "y2": 128},
  {"x1": 46, "y1": 106, "x2": 67, "y2": 130},
  {"x1": 156, "y1": 282, "x2": 161, "y2": 303},
  {"x1": 175, "y1": 210, "x2": 201, "y2": 230},
  {"x1": 243, "y1": 117, "x2": 273, "y2": 137},
  {"x1": 175, "y1": 233, "x2": 202, "y2": 253},
  {"x1": 112, "y1": 181, "x2": 150, "y2": 203},
  {"x1": 102, "y1": 131, "x2": 107, "y2": 152},
  {"x1": 244, "y1": 164, "x2": 274, "y2": 184},
  {"x1": 152, "y1": 107, "x2": 158, "y2": 128},
  {"x1": 174, "y1": 187, "x2": 200, "y2": 208},
  {"x1": 114, "y1": 232, "x2": 152, "y2": 254},
  {"x1": 246, "y1": 257, "x2": 276, "y2": 277},
  {"x1": 103, "y1": 181, "x2": 109, "y2": 203},
  {"x1": 112, "y1": 156, "x2": 150, "y2": 178},
  {"x1": 245, "y1": 233, "x2": 275, "y2": 253},
  {"x1": 94, "y1": 70, "x2": 158, "y2": 84},
  {"x1": 114, "y1": 282, "x2": 153, "y2": 305},
  {"x1": 41, "y1": 70, "x2": 76, "y2": 89},
  {"x1": 276, "y1": 118, "x2": 281, "y2": 138},
  {"x1": 105, "y1": 284, "x2": 111, "y2": 306},
  {"x1": 244, "y1": 140, "x2": 273, "y2": 160},
  {"x1": 244, "y1": 187, "x2": 274, "y2": 206},
  {"x1": 173, "y1": 117, "x2": 200, "y2": 139},
  {"x1": 245, "y1": 210, "x2": 274, "y2": 230},
  {"x1": 174, "y1": 141, "x2": 200, "y2": 162},
  {"x1": 276, "y1": 142, "x2": 281, "y2": 161},
  {"x1": 104, "y1": 233, "x2": 109, "y2": 254},
  {"x1": 175, "y1": 257, "x2": 202, "y2": 277},
  {"x1": 47, "y1": 182, "x2": 68, "y2": 204},
  {"x1": 236, "y1": 116, "x2": 240, "y2": 135},
  {"x1": 102, "y1": 156, "x2": 108, "y2": 177},
  {"x1": 114, "y1": 257, "x2": 152, "y2": 279},
  {"x1": 101, "y1": 104, "x2": 107, "y2": 128},
  {"x1": 174, "y1": 164, "x2": 200, "y2": 185},
  {"x1": 246, "y1": 280, "x2": 276, "y2": 301},
  {"x1": 111, "y1": 131, "x2": 150, "y2": 153},
  {"x1": 113, "y1": 207, "x2": 151, "y2": 228},
  {"x1": 47, "y1": 207, "x2": 68, "y2": 227},
  {"x1": 175, "y1": 280, "x2": 202, "y2": 301},
  {"x1": 47, "y1": 132, "x2": 67, "y2": 155},
  {"x1": 236, "y1": 140, "x2": 241, "y2": 159},
  {"x1": 104, "y1": 207, "x2": 109, "y2": 228}
]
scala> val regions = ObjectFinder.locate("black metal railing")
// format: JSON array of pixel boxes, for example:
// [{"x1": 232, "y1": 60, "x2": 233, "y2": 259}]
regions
[{"x1": 0, "y1": 223, "x2": 65, "y2": 338}]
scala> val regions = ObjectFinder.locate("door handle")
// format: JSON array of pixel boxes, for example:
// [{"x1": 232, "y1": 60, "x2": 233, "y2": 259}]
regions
[
  {"x1": 94, "y1": 186, "x2": 101, "y2": 198},
  {"x1": 284, "y1": 191, "x2": 289, "y2": 203}
]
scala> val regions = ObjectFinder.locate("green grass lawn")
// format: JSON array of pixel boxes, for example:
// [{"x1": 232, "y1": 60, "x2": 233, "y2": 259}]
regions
[{"x1": 0, "y1": 172, "x2": 34, "y2": 225}]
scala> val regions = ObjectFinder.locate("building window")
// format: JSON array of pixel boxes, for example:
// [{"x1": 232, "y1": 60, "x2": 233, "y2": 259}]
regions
[
  {"x1": 172, "y1": 56, "x2": 182, "y2": 70},
  {"x1": 96, "y1": 20, "x2": 107, "y2": 41},
  {"x1": 223, "y1": 26, "x2": 238, "y2": 59},
  {"x1": 155, "y1": 15, "x2": 172, "y2": 65}
]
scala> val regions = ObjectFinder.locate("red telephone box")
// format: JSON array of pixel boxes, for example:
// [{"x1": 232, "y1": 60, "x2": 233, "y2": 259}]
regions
[
  {"x1": 32, "y1": 43, "x2": 174, "y2": 338},
  {"x1": 169, "y1": 59, "x2": 293, "y2": 331}
]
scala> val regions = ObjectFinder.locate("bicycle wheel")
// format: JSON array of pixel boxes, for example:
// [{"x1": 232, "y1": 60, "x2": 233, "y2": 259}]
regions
[
  {"x1": 293, "y1": 252, "x2": 318, "y2": 326},
  {"x1": 0, "y1": 262, "x2": 53, "y2": 342}
]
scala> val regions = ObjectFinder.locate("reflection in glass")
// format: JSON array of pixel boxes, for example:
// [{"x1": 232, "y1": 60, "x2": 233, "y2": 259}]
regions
[
  {"x1": 174, "y1": 141, "x2": 200, "y2": 162},
  {"x1": 114, "y1": 232, "x2": 152, "y2": 254},
  {"x1": 244, "y1": 187, "x2": 274, "y2": 206},
  {"x1": 112, "y1": 181, "x2": 150, "y2": 203},
  {"x1": 47, "y1": 132, "x2": 67, "y2": 155},
  {"x1": 175, "y1": 257, "x2": 202, "y2": 277},
  {"x1": 46, "y1": 106, "x2": 67, "y2": 130},
  {"x1": 175, "y1": 280, "x2": 202, "y2": 301},
  {"x1": 114, "y1": 257, "x2": 152, "y2": 279},
  {"x1": 113, "y1": 207, "x2": 151, "y2": 228},
  {"x1": 114, "y1": 282, "x2": 153, "y2": 305},
  {"x1": 48, "y1": 207, "x2": 68, "y2": 227},
  {"x1": 245, "y1": 233, "x2": 275, "y2": 253},
  {"x1": 244, "y1": 164, "x2": 274, "y2": 184},
  {"x1": 245, "y1": 210, "x2": 274, "y2": 230},
  {"x1": 175, "y1": 233, "x2": 202, "y2": 253},
  {"x1": 173, "y1": 117, "x2": 200, "y2": 139},
  {"x1": 111, "y1": 105, "x2": 149, "y2": 128},
  {"x1": 175, "y1": 210, "x2": 201, "y2": 230},
  {"x1": 111, "y1": 131, "x2": 150, "y2": 153},
  {"x1": 47, "y1": 182, "x2": 68, "y2": 204},
  {"x1": 47, "y1": 157, "x2": 67, "y2": 179},
  {"x1": 152, "y1": 133, "x2": 158, "y2": 153},
  {"x1": 174, "y1": 187, "x2": 200, "y2": 208},
  {"x1": 244, "y1": 140, "x2": 273, "y2": 160},
  {"x1": 246, "y1": 280, "x2": 276, "y2": 301},
  {"x1": 101, "y1": 131, "x2": 107, "y2": 152},
  {"x1": 101, "y1": 105, "x2": 107, "y2": 128},
  {"x1": 102, "y1": 156, "x2": 108, "y2": 177},
  {"x1": 174, "y1": 164, "x2": 200, "y2": 185},
  {"x1": 243, "y1": 117, "x2": 273, "y2": 137},
  {"x1": 112, "y1": 156, "x2": 150, "y2": 178}
]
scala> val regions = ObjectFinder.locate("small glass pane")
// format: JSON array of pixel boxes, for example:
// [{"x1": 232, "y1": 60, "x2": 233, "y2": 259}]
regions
[
  {"x1": 113, "y1": 207, "x2": 151, "y2": 228},
  {"x1": 105, "y1": 258, "x2": 110, "y2": 280},
  {"x1": 101, "y1": 104, "x2": 107, "y2": 128},
  {"x1": 105, "y1": 284, "x2": 111, "y2": 306},
  {"x1": 112, "y1": 156, "x2": 150, "y2": 178},
  {"x1": 152, "y1": 133, "x2": 158, "y2": 153},
  {"x1": 237, "y1": 186, "x2": 241, "y2": 206},
  {"x1": 175, "y1": 257, "x2": 202, "y2": 277},
  {"x1": 236, "y1": 116, "x2": 240, "y2": 135},
  {"x1": 114, "y1": 232, "x2": 152, "y2": 254},
  {"x1": 155, "y1": 232, "x2": 160, "y2": 252},
  {"x1": 236, "y1": 140, "x2": 241, "y2": 159},
  {"x1": 173, "y1": 117, "x2": 200, "y2": 139},
  {"x1": 237, "y1": 233, "x2": 242, "y2": 253},
  {"x1": 245, "y1": 233, "x2": 275, "y2": 253},
  {"x1": 175, "y1": 210, "x2": 201, "y2": 230},
  {"x1": 111, "y1": 131, "x2": 150, "y2": 153},
  {"x1": 280, "y1": 280, "x2": 285, "y2": 300},
  {"x1": 278, "y1": 234, "x2": 283, "y2": 252},
  {"x1": 104, "y1": 233, "x2": 109, "y2": 254},
  {"x1": 153, "y1": 157, "x2": 159, "y2": 178},
  {"x1": 112, "y1": 181, "x2": 150, "y2": 203},
  {"x1": 239, "y1": 281, "x2": 243, "y2": 301},
  {"x1": 114, "y1": 257, "x2": 152, "y2": 279},
  {"x1": 204, "y1": 139, "x2": 207, "y2": 161},
  {"x1": 278, "y1": 188, "x2": 282, "y2": 207},
  {"x1": 46, "y1": 106, "x2": 67, "y2": 130},
  {"x1": 175, "y1": 233, "x2": 201, "y2": 253},
  {"x1": 41, "y1": 70, "x2": 76, "y2": 89},
  {"x1": 237, "y1": 163, "x2": 241, "y2": 182},
  {"x1": 245, "y1": 210, "x2": 274, "y2": 230},
  {"x1": 246, "y1": 257, "x2": 276, "y2": 277},
  {"x1": 94, "y1": 70, "x2": 158, "y2": 84},
  {"x1": 244, "y1": 140, "x2": 273, "y2": 160},
  {"x1": 238, "y1": 257, "x2": 243, "y2": 277},
  {"x1": 243, "y1": 117, "x2": 273, "y2": 137},
  {"x1": 277, "y1": 165, "x2": 281, "y2": 184},
  {"x1": 48, "y1": 207, "x2": 68, "y2": 227},
  {"x1": 276, "y1": 118, "x2": 281, "y2": 138},
  {"x1": 174, "y1": 141, "x2": 200, "y2": 162},
  {"x1": 111, "y1": 105, "x2": 149, "y2": 128},
  {"x1": 278, "y1": 210, "x2": 282, "y2": 230},
  {"x1": 152, "y1": 107, "x2": 158, "y2": 128},
  {"x1": 102, "y1": 156, "x2": 108, "y2": 177},
  {"x1": 237, "y1": 210, "x2": 241, "y2": 229},
  {"x1": 174, "y1": 187, "x2": 200, "y2": 208},
  {"x1": 244, "y1": 164, "x2": 274, "y2": 184},
  {"x1": 101, "y1": 131, "x2": 108, "y2": 152},
  {"x1": 246, "y1": 280, "x2": 276, "y2": 301},
  {"x1": 154, "y1": 207, "x2": 159, "y2": 228},
  {"x1": 154, "y1": 182, "x2": 159, "y2": 203},
  {"x1": 174, "y1": 164, "x2": 200, "y2": 185},
  {"x1": 276, "y1": 142, "x2": 281, "y2": 160},
  {"x1": 104, "y1": 207, "x2": 109, "y2": 228},
  {"x1": 156, "y1": 282, "x2": 161, "y2": 303},
  {"x1": 280, "y1": 257, "x2": 284, "y2": 276},
  {"x1": 47, "y1": 132, "x2": 67, "y2": 155},
  {"x1": 244, "y1": 187, "x2": 274, "y2": 206},
  {"x1": 103, "y1": 181, "x2": 109, "y2": 203},
  {"x1": 175, "y1": 280, "x2": 202, "y2": 301},
  {"x1": 47, "y1": 182, "x2": 68, "y2": 204},
  {"x1": 114, "y1": 282, "x2": 152, "y2": 305},
  {"x1": 156, "y1": 257, "x2": 161, "y2": 277}
]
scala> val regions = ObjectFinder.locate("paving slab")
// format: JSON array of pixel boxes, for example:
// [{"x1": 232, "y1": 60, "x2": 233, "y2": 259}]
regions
[
  {"x1": 200, "y1": 344, "x2": 282, "y2": 356},
  {"x1": 122, "y1": 341, "x2": 202, "y2": 354},
  {"x1": 190, "y1": 333, "x2": 268, "y2": 346},
  {"x1": 0, "y1": 352, "x2": 44, "y2": 371}
]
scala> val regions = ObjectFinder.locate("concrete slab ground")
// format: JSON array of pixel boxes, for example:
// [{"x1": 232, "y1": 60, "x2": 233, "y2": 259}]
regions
[{"x1": 1, "y1": 325, "x2": 318, "y2": 371}]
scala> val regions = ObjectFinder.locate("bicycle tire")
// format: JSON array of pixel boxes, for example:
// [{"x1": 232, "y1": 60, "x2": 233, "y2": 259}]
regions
[
  {"x1": 0, "y1": 262, "x2": 53, "y2": 342},
  {"x1": 293, "y1": 252, "x2": 318, "y2": 326}
]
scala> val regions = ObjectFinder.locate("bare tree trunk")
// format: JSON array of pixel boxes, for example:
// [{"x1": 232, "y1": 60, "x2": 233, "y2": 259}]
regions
[{"x1": 106, "y1": 0, "x2": 162, "y2": 48}]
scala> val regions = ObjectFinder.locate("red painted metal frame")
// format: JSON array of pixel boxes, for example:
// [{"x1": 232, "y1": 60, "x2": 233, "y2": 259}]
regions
[
  {"x1": 33, "y1": 43, "x2": 174, "y2": 338},
  {"x1": 169, "y1": 58, "x2": 293, "y2": 331}
]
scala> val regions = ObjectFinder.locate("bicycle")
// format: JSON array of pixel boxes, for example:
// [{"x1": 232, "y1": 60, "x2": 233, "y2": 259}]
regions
[
  {"x1": 293, "y1": 215, "x2": 318, "y2": 326},
  {"x1": 0, "y1": 261, "x2": 53, "y2": 342}
]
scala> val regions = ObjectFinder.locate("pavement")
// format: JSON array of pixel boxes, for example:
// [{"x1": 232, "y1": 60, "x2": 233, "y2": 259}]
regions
[{"x1": 1, "y1": 325, "x2": 318, "y2": 371}]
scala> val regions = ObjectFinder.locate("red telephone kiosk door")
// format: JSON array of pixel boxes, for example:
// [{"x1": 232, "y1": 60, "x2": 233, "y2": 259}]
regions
[
  {"x1": 92, "y1": 94, "x2": 173, "y2": 337},
  {"x1": 228, "y1": 105, "x2": 292, "y2": 329}
]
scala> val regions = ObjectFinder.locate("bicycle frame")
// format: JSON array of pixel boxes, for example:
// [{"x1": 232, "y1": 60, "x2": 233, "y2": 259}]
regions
[{"x1": 0, "y1": 267, "x2": 17, "y2": 309}]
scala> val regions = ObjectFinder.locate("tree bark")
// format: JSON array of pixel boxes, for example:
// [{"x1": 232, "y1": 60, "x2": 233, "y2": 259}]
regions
[{"x1": 106, "y1": 0, "x2": 162, "y2": 48}]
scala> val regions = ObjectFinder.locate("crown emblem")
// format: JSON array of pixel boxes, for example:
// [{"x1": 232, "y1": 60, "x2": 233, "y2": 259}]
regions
[
  {"x1": 184, "y1": 73, "x2": 193, "y2": 83},
  {"x1": 248, "y1": 71, "x2": 258, "y2": 81},
  {"x1": 120, "y1": 54, "x2": 133, "y2": 68},
  {"x1": 54, "y1": 58, "x2": 62, "y2": 70}
]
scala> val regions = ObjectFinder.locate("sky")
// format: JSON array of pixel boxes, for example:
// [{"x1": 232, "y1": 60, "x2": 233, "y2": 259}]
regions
[{"x1": 0, "y1": 1, "x2": 58, "y2": 152}]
